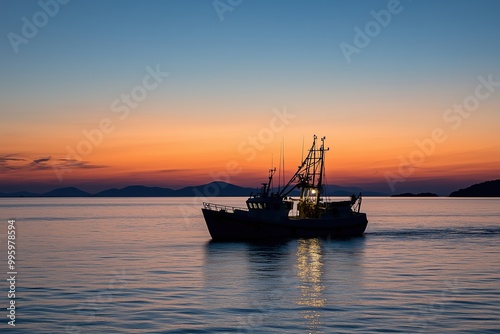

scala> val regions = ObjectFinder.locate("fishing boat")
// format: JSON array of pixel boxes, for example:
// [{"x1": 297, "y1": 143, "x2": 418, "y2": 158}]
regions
[{"x1": 201, "y1": 135, "x2": 368, "y2": 240}]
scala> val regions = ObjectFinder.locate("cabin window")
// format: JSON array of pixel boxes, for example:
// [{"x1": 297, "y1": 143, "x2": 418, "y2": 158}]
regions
[{"x1": 257, "y1": 203, "x2": 263, "y2": 209}]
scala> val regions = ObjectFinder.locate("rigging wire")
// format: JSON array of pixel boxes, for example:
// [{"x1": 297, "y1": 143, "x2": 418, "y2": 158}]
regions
[
  {"x1": 282, "y1": 137, "x2": 285, "y2": 193},
  {"x1": 323, "y1": 148, "x2": 330, "y2": 202}
]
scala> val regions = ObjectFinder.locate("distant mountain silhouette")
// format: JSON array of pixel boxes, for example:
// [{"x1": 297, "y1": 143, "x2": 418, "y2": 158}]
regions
[
  {"x1": 449, "y1": 179, "x2": 500, "y2": 197},
  {"x1": 95, "y1": 185, "x2": 176, "y2": 197},
  {"x1": 174, "y1": 181, "x2": 257, "y2": 197},
  {"x1": 94, "y1": 182, "x2": 255, "y2": 197},
  {"x1": 5, "y1": 181, "x2": 499, "y2": 197},
  {"x1": 0, "y1": 181, "x2": 387, "y2": 197},
  {"x1": 391, "y1": 192, "x2": 438, "y2": 197},
  {"x1": 42, "y1": 187, "x2": 91, "y2": 197}
]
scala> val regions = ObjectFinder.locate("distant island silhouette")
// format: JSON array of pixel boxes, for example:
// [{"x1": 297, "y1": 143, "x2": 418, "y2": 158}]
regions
[
  {"x1": 1, "y1": 179, "x2": 498, "y2": 197},
  {"x1": 0, "y1": 182, "x2": 254, "y2": 198},
  {"x1": 0, "y1": 182, "x2": 387, "y2": 197},
  {"x1": 449, "y1": 179, "x2": 500, "y2": 197},
  {"x1": 391, "y1": 192, "x2": 438, "y2": 197}
]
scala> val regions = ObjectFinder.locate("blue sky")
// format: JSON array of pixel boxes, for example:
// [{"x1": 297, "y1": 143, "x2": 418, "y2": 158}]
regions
[{"x1": 3, "y1": 0, "x2": 499, "y2": 100}]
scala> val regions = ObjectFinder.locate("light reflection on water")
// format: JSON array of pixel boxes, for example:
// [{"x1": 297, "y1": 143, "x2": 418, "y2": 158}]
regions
[
  {"x1": 296, "y1": 238, "x2": 325, "y2": 333},
  {"x1": 0, "y1": 197, "x2": 499, "y2": 333}
]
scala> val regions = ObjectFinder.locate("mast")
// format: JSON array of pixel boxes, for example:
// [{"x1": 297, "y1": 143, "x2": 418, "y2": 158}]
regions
[
  {"x1": 261, "y1": 167, "x2": 276, "y2": 197},
  {"x1": 278, "y1": 135, "x2": 329, "y2": 199},
  {"x1": 316, "y1": 136, "x2": 326, "y2": 203}
]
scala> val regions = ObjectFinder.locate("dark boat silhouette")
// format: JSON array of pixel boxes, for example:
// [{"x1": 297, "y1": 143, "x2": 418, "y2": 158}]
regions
[{"x1": 202, "y1": 135, "x2": 368, "y2": 240}]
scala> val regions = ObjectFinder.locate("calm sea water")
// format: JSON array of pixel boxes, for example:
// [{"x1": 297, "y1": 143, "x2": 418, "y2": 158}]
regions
[{"x1": 0, "y1": 197, "x2": 499, "y2": 333}]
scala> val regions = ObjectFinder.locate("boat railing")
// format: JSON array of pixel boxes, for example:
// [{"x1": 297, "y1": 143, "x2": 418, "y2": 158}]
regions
[{"x1": 203, "y1": 202, "x2": 248, "y2": 213}]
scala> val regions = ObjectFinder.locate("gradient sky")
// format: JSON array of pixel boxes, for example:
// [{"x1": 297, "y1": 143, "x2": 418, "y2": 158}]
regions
[{"x1": 1, "y1": 0, "x2": 499, "y2": 195}]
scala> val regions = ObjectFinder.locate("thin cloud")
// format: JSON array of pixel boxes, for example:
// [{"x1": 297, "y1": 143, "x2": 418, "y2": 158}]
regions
[
  {"x1": 56, "y1": 158, "x2": 108, "y2": 169},
  {"x1": 0, "y1": 155, "x2": 26, "y2": 163},
  {"x1": 28, "y1": 156, "x2": 53, "y2": 170},
  {"x1": 0, "y1": 155, "x2": 27, "y2": 171},
  {"x1": 0, "y1": 154, "x2": 108, "y2": 172},
  {"x1": 33, "y1": 156, "x2": 51, "y2": 164},
  {"x1": 154, "y1": 168, "x2": 195, "y2": 173}
]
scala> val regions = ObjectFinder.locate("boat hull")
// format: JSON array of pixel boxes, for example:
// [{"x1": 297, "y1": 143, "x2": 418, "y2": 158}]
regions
[{"x1": 202, "y1": 208, "x2": 368, "y2": 240}]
